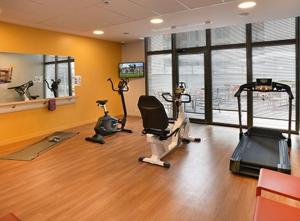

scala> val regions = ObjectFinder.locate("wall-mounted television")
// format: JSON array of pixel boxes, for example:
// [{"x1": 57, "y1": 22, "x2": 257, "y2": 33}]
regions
[{"x1": 119, "y1": 62, "x2": 144, "y2": 78}]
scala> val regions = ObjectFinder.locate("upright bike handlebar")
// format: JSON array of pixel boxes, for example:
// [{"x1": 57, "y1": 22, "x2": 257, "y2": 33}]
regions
[{"x1": 107, "y1": 78, "x2": 129, "y2": 92}]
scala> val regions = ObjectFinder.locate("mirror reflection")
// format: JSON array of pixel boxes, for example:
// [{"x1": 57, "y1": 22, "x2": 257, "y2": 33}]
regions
[{"x1": 0, "y1": 52, "x2": 75, "y2": 103}]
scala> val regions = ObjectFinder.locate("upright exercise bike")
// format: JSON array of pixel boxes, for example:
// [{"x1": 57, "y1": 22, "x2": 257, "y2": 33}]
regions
[
  {"x1": 138, "y1": 82, "x2": 201, "y2": 168},
  {"x1": 44, "y1": 79, "x2": 61, "y2": 97},
  {"x1": 85, "y1": 78, "x2": 132, "y2": 144}
]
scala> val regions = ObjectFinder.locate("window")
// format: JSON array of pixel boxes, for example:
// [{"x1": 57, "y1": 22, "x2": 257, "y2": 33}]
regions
[
  {"x1": 252, "y1": 18, "x2": 295, "y2": 42},
  {"x1": 145, "y1": 16, "x2": 299, "y2": 131},
  {"x1": 71, "y1": 62, "x2": 76, "y2": 95},
  {"x1": 57, "y1": 63, "x2": 70, "y2": 97},
  {"x1": 253, "y1": 45, "x2": 296, "y2": 130},
  {"x1": 211, "y1": 24, "x2": 245, "y2": 46},
  {"x1": 147, "y1": 54, "x2": 173, "y2": 117},
  {"x1": 147, "y1": 34, "x2": 171, "y2": 51},
  {"x1": 178, "y1": 53, "x2": 205, "y2": 119},
  {"x1": 212, "y1": 49, "x2": 247, "y2": 125},
  {"x1": 176, "y1": 30, "x2": 206, "y2": 48}
]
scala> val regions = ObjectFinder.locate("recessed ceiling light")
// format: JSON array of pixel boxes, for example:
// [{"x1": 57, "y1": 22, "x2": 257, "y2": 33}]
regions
[
  {"x1": 150, "y1": 18, "x2": 164, "y2": 24},
  {"x1": 238, "y1": 1, "x2": 256, "y2": 9},
  {"x1": 139, "y1": 37, "x2": 144, "y2": 40},
  {"x1": 102, "y1": 0, "x2": 110, "y2": 4},
  {"x1": 93, "y1": 30, "x2": 104, "y2": 35}
]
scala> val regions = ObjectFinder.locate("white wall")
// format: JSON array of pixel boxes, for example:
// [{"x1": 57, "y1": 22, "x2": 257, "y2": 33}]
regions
[
  {"x1": 0, "y1": 52, "x2": 43, "y2": 102},
  {"x1": 121, "y1": 40, "x2": 145, "y2": 116}
]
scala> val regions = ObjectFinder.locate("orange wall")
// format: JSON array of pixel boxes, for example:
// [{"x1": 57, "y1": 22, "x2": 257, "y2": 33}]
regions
[{"x1": 0, "y1": 22, "x2": 122, "y2": 146}]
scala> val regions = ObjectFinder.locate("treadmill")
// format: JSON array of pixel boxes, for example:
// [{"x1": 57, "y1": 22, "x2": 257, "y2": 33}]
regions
[{"x1": 230, "y1": 79, "x2": 293, "y2": 178}]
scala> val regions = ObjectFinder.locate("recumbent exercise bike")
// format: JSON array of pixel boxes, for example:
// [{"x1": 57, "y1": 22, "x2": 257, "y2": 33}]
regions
[
  {"x1": 138, "y1": 82, "x2": 201, "y2": 168},
  {"x1": 85, "y1": 78, "x2": 132, "y2": 144},
  {"x1": 8, "y1": 80, "x2": 39, "y2": 101}
]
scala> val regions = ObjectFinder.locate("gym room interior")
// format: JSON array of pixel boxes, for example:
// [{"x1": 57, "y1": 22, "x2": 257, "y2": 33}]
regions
[{"x1": 0, "y1": 0, "x2": 300, "y2": 220}]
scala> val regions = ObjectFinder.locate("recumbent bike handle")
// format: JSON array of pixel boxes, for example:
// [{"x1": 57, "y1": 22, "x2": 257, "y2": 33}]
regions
[
  {"x1": 162, "y1": 92, "x2": 192, "y2": 103},
  {"x1": 162, "y1": 92, "x2": 173, "y2": 102}
]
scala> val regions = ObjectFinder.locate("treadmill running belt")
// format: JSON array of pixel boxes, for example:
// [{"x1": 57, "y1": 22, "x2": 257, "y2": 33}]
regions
[{"x1": 241, "y1": 136, "x2": 280, "y2": 168}]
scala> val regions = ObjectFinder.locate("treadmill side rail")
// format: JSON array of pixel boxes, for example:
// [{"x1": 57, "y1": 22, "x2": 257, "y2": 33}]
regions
[
  {"x1": 230, "y1": 134, "x2": 248, "y2": 174},
  {"x1": 278, "y1": 140, "x2": 291, "y2": 174}
]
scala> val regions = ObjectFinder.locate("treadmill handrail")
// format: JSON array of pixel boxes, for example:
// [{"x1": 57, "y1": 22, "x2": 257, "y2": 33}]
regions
[
  {"x1": 234, "y1": 82, "x2": 294, "y2": 100},
  {"x1": 235, "y1": 81, "x2": 293, "y2": 147}
]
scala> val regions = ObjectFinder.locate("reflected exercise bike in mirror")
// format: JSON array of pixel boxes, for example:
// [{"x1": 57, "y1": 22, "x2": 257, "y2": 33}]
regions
[
  {"x1": 44, "y1": 79, "x2": 61, "y2": 98},
  {"x1": 8, "y1": 81, "x2": 39, "y2": 101},
  {"x1": 0, "y1": 51, "x2": 75, "y2": 103}
]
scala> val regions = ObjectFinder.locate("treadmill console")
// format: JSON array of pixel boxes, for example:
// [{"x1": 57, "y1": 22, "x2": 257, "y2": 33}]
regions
[{"x1": 255, "y1": 79, "x2": 273, "y2": 91}]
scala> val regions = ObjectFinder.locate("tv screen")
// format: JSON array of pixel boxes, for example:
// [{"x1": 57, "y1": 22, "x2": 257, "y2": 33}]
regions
[{"x1": 119, "y1": 62, "x2": 144, "y2": 78}]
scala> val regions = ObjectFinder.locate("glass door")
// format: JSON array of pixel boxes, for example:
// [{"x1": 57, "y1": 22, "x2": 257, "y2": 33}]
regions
[
  {"x1": 178, "y1": 53, "x2": 205, "y2": 120},
  {"x1": 147, "y1": 54, "x2": 173, "y2": 118},
  {"x1": 211, "y1": 48, "x2": 247, "y2": 125}
]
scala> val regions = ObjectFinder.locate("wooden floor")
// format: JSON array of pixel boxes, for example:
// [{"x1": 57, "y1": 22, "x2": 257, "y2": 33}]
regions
[{"x1": 0, "y1": 117, "x2": 300, "y2": 221}]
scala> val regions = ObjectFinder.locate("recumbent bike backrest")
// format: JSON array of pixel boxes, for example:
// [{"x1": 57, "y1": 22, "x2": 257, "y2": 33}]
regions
[{"x1": 138, "y1": 96, "x2": 169, "y2": 133}]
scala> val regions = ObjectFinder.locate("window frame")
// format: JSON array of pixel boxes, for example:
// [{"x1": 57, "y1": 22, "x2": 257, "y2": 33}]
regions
[{"x1": 145, "y1": 17, "x2": 300, "y2": 133}]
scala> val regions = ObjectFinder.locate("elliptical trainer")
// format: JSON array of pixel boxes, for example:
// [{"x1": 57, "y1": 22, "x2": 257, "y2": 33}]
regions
[{"x1": 85, "y1": 78, "x2": 132, "y2": 144}]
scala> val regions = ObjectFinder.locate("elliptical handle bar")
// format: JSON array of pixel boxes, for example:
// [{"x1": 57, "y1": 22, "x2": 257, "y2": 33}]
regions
[
  {"x1": 162, "y1": 92, "x2": 173, "y2": 102},
  {"x1": 107, "y1": 78, "x2": 118, "y2": 92},
  {"x1": 107, "y1": 78, "x2": 130, "y2": 92}
]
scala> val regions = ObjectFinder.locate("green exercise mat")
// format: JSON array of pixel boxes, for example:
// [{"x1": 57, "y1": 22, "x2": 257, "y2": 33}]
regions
[{"x1": 0, "y1": 131, "x2": 78, "y2": 161}]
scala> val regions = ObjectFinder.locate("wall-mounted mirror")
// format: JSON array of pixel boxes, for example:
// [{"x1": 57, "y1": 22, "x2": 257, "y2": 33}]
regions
[{"x1": 0, "y1": 52, "x2": 75, "y2": 103}]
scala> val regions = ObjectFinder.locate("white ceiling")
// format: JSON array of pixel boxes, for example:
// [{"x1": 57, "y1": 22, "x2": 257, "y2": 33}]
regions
[{"x1": 0, "y1": 0, "x2": 299, "y2": 42}]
